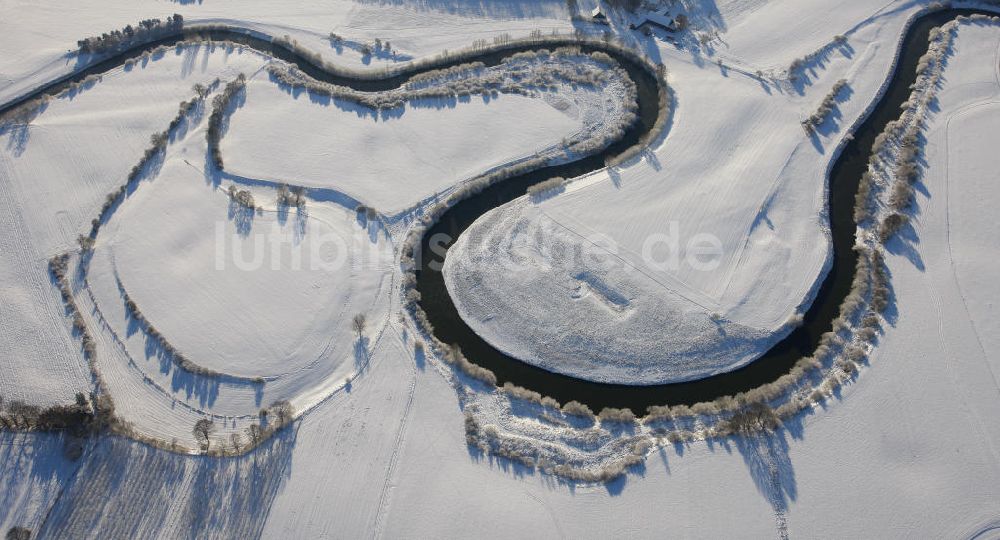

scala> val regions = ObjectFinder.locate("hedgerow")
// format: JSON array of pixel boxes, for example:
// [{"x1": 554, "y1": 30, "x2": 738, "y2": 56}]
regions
[
  {"x1": 87, "y1": 85, "x2": 213, "y2": 240},
  {"x1": 801, "y1": 78, "x2": 848, "y2": 134},
  {"x1": 207, "y1": 74, "x2": 247, "y2": 170},
  {"x1": 77, "y1": 15, "x2": 184, "y2": 54},
  {"x1": 526, "y1": 177, "x2": 565, "y2": 198},
  {"x1": 266, "y1": 48, "x2": 626, "y2": 117},
  {"x1": 119, "y1": 287, "x2": 263, "y2": 383}
]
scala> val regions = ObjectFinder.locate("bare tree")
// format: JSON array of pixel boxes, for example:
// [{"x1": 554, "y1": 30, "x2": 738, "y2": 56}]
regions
[
  {"x1": 561, "y1": 400, "x2": 595, "y2": 419},
  {"x1": 352, "y1": 313, "x2": 367, "y2": 339},
  {"x1": 245, "y1": 423, "x2": 263, "y2": 446},
  {"x1": 270, "y1": 400, "x2": 295, "y2": 427},
  {"x1": 77, "y1": 234, "x2": 95, "y2": 251},
  {"x1": 230, "y1": 432, "x2": 244, "y2": 453},
  {"x1": 725, "y1": 402, "x2": 780, "y2": 434},
  {"x1": 193, "y1": 418, "x2": 215, "y2": 451}
]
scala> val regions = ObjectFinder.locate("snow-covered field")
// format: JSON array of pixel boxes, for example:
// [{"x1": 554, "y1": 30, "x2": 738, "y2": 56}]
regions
[
  {"x1": 0, "y1": 41, "x2": 266, "y2": 406},
  {"x1": 223, "y1": 69, "x2": 618, "y2": 214},
  {"x1": 2, "y1": 0, "x2": 1000, "y2": 538}
]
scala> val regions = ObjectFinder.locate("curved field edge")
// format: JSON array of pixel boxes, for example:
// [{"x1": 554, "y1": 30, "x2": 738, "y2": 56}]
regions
[{"x1": 0, "y1": 25, "x2": 665, "y2": 458}]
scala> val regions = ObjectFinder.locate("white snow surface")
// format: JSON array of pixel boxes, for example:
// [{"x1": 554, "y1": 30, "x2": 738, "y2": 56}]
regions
[
  {"x1": 0, "y1": 41, "x2": 265, "y2": 405},
  {"x1": 223, "y1": 57, "x2": 625, "y2": 215},
  {"x1": 97, "y1": 158, "x2": 391, "y2": 381},
  {"x1": 1, "y1": 1, "x2": 1000, "y2": 539}
]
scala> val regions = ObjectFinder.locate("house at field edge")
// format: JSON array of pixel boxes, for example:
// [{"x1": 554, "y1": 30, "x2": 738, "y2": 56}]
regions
[
  {"x1": 632, "y1": 9, "x2": 682, "y2": 34},
  {"x1": 591, "y1": 5, "x2": 610, "y2": 24}
]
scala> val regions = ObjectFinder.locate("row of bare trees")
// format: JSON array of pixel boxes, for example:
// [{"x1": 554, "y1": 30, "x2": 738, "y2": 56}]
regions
[
  {"x1": 192, "y1": 400, "x2": 295, "y2": 455},
  {"x1": 77, "y1": 14, "x2": 184, "y2": 54},
  {"x1": 207, "y1": 74, "x2": 247, "y2": 170}
]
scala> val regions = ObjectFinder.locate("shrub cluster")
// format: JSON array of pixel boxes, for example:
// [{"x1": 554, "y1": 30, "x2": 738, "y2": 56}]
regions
[
  {"x1": 227, "y1": 185, "x2": 256, "y2": 210},
  {"x1": 639, "y1": 245, "x2": 888, "y2": 437},
  {"x1": 267, "y1": 48, "x2": 621, "y2": 114},
  {"x1": 720, "y1": 402, "x2": 780, "y2": 434},
  {"x1": 544, "y1": 439, "x2": 648, "y2": 482},
  {"x1": 854, "y1": 170, "x2": 875, "y2": 223},
  {"x1": 878, "y1": 212, "x2": 908, "y2": 240},
  {"x1": 445, "y1": 345, "x2": 497, "y2": 386},
  {"x1": 500, "y1": 382, "x2": 561, "y2": 409},
  {"x1": 526, "y1": 176, "x2": 565, "y2": 198},
  {"x1": 597, "y1": 407, "x2": 636, "y2": 424},
  {"x1": 77, "y1": 15, "x2": 183, "y2": 54},
  {"x1": 273, "y1": 30, "x2": 557, "y2": 82},
  {"x1": 787, "y1": 33, "x2": 849, "y2": 81},
  {"x1": 605, "y1": 63, "x2": 670, "y2": 167},
  {"x1": 561, "y1": 400, "x2": 595, "y2": 419},
  {"x1": 870, "y1": 249, "x2": 891, "y2": 313},
  {"x1": 120, "y1": 287, "x2": 264, "y2": 383},
  {"x1": 466, "y1": 409, "x2": 651, "y2": 481},
  {"x1": 49, "y1": 254, "x2": 96, "y2": 360},
  {"x1": 1, "y1": 94, "x2": 51, "y2": 125},
  {"x1": 276, "y1": 183, "x2": 306, "y2": 208},
  {"x1": 801, "y1": 78, "x2": 848, "y2": 134},
  {"x1": 872, "y1": 20, "x2": 961, "y2": 242},
  {"x1": 121, "y1": 290, "x2": 204, "y2": 377}
]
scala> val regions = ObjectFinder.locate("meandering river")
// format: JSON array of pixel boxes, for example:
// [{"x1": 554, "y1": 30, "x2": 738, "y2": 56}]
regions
[{"x1": 1, "y1": 10, "x2": 992, "y2": 413}]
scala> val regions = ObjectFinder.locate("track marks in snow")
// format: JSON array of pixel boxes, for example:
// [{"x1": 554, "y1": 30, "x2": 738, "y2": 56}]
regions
[
  {"x1": 571, "y1": 271, "x2": 631, "y2": 314},
  {"x1": 943, "y1": 101, "x2": 1000, "y2": 396},
  {"x1": 371, "y1": 348, "x2": 417, "y2": 539}
]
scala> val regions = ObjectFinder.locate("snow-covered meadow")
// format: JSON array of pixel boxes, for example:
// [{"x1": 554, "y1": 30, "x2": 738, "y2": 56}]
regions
[
  {"x1": 223, "y1": 61, "x2": 627, "y2": 214},
  {"x1": 1, "y1": 0, "x2": 1000, "y2": 538}
]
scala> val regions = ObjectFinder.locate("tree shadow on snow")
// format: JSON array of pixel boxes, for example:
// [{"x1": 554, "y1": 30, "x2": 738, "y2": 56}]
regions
[
  {"x1": 789, "y1": 39, "x2": 855, "y2": 95},
  {"x1": 703, "y1": 429, "x2": 798, "y2": 524},
  {"x1": 38, "y1": 426, "x2": 297, "y2": 538},
  {"x1": 354, "y1": 336, "x2": 372, "y2": 373},
  {"x1": 1, "y1": 100, "x2": 51, "y2": 157},
  {"x1": 116, "y1": 282, "x2": 226, "y2": 409},
  {"x1": 734, "y1": 431, "x2": 797, "y2": 522},
  {"x1": 0, "y1": 432, "x2": 81, "y2": 531},
  {"x1": 227, "y1": 199, "x2": 257, "y2": 237}
]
